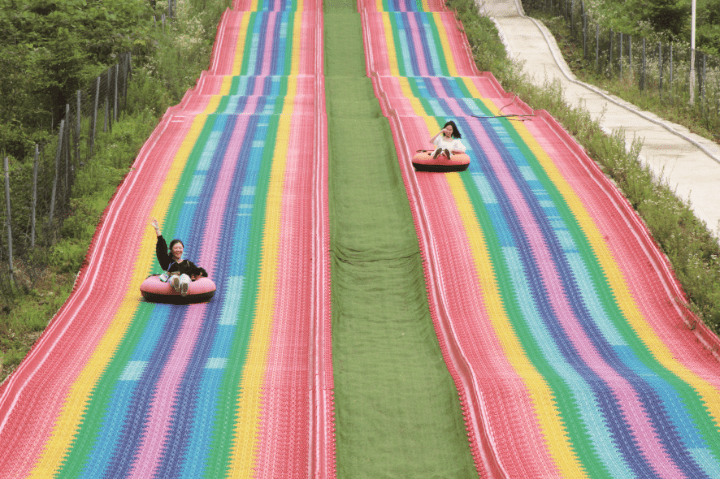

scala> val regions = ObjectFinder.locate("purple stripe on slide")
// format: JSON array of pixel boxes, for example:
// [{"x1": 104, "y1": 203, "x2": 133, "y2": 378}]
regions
[
  {"x1": 405, "y1": 14, "x2": 430, "y2": 78},
  {"x1": 470, "y1": 122, "x2": 683, "y2": 477},
  {"x1": 127, "y1": 118, "x2": 250, "y2": 477}
]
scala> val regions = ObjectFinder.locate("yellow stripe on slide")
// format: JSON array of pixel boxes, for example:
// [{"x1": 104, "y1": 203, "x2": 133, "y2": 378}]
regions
[
  {"x1": 431, "y1": 12, "x2": 458, "y2": 77},
  {"x1": 233, "y1": 13, "x2": 253, "y2": 76},
  {"x1": 444, "y1": 171, "x2": 583, "y2": 478},
  {"x1": 381, "y1": 13, "x2": 401, "y2": 77},
  {"x1": 513, "y1": 122, "x2": 720, "y2": 434},
  {"x1": 227, "y1": 5, "x2": 303, "y2": 471}
]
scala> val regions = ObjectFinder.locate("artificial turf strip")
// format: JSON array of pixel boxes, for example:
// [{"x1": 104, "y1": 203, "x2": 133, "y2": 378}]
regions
[{"x1": 324, "y1": 1, "x2": 478, "y2": 476}]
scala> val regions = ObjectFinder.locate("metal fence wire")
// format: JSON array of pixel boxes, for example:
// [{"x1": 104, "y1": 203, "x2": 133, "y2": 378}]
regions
[
  {"x1": 521, "y1": 0, "x2": 720, "y2": 133},
  {"x1": 1, "y1": 53, "x2": 132, "y2": 298}
]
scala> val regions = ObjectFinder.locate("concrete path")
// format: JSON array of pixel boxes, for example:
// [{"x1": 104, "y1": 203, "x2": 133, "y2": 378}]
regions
[{"x1": 482, "y1": 0, "x2": 720, "y2": 238}]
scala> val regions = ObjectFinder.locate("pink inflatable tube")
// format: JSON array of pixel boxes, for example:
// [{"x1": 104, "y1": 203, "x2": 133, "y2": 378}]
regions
[
  {"x1": 140, "y1": 275, "x2": 216, "y2": 304},
  {"x1": 412, "y1": 149, "x2": 470, "y2": 172}
]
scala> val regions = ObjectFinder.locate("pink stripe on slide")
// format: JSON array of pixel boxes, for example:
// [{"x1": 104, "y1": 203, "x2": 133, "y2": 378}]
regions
[
  {"x1": 128, "y1": 305, "x2": 207, "y2": 478},
  {"x1": 472, "y1": 123, "x2": 684, "y2": 478},
  {"x1": 259, "y1": 13, "x2": 278, "y2": 76},
  {"x1": 128, "y1": 118, "x2": 249, "y2": 477},
  {"x1": 406, "y1": 14, "x2": 430, "y2": 77}
]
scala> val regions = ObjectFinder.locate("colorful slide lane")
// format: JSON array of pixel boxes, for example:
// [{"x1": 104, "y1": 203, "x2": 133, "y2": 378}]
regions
[
  {"x1": 360, "y1": 0, "x2": 720, "y2": 477},
  {"x1": 0, "y1": 0, "x2": 333, "y2": 477}
]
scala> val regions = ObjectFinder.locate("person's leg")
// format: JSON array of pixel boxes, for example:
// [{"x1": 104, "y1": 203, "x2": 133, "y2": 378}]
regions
[
  {"x1": 171, "y1": 274, "x2": 181, "y2": 292},
  {"x1": 179, "y1": 274, "x2": 191, "y2": 296}
]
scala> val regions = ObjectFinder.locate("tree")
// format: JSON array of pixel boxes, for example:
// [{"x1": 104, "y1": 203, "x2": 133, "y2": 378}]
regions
[
  {"x1": 0, "y1": 0, "x2": 154, "y2": 159},
  {"x1": 633, "y1": 0, "x2": 690, "y2": 37}
]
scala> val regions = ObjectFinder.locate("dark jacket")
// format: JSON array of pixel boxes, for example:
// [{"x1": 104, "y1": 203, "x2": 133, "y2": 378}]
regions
[{"x1": 156, "y1": 235, "x2": 208, "y2": 278}]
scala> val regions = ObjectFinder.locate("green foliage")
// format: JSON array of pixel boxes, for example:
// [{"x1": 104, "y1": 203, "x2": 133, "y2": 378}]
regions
[
  {"x1": 454, "y1": 9, "x2": 513, "y2": 77},
  {"x1": 631, "y1": 0, "x2": 689, "y2": 36},
  {"x1": 698, "y1": 23, "x2": 720, "y2": 57},
  {"x1": 0, "y1": 0, "x2": 155, "y2": 155},
  {"x1": 586, "y1": 0, "x2": 720, "y2": 54}
]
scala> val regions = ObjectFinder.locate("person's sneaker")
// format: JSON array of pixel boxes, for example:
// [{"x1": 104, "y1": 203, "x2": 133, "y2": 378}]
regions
[
  {"x1": 432, "y1": 148, "x2": 442, "y2": 159},
  {"x1": 181, "y1": 280, "x2": 189, "y2": 296},
  {"x1": 444, "y1": 149, "x2": 451, "y2": 159},
  {"x1": 171, "y1": 275, "x2": 181, "y2": 292}
]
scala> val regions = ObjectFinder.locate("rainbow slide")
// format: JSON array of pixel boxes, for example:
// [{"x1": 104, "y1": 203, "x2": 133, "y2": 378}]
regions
[
  {"x1": 0, "y1": 0, "x2": 333, "y2": 477},
  {"x1": 360, "y1": 0, "x2": 720, "y2": 477},
  {"x1": 2, "y1": 0, "x2": 720, "y2": 477}
]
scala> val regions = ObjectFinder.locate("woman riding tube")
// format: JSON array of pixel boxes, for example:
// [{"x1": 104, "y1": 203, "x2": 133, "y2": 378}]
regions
[
  {"x1": 429, "y1": 120, "x2": 466, "y2": 159},
  {"x1": 151, "y1": 219, "x2": 208, "y2": 296}
]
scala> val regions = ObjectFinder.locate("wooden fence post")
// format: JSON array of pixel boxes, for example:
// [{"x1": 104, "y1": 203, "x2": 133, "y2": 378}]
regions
[
  {"x1": 669, "y1": 44, "x2": 673, "y2": 101},
  {"x1": 595, "y1": 23, "x2": 599, "y2": 72},
  {"x1": 619, "y1": 33, "x2": 623, "y2": 80},
  {"x1": 105, "y1": 67, "x2": 111, "y2": 133},
  {"x1": 76, "y1": 90, "x2": 82, "y2": 162},
  {"x1": 629, "y1": 36, "x2": 632, "y2": 78},
  {"x1": 31, "y1": 145, "x2": 38, "y2": 249},
  {"x1": 4, "y1": 157, "x2": 13, "y2": 285},
  {"x1": 49, "y1": 120, "x2": 65, "y2": 226},
  {"x1": 641, "y1": 38, "x2": 646, "y2": 91},
  {"x1": 114, "y1": 64, "x2": 119, "y2": 123},
  {"x1": 609, "y1": 29, "x2": 613, "y2": 74},
  {"x1": 90, "y1": 76, "x2": 100, "y2": 156},
  {"x1": 658, "y1": 43, "x2": 663, "y2": 96},
  {"x1": 582, "y1": 11, "x2": 587, "y2": 60},
  {"x1": 701, "y1": 54, "x2": 707, "y2": 116},
  {"x1": 65, "y1": 104, "x2": 70, "y2": 189}
]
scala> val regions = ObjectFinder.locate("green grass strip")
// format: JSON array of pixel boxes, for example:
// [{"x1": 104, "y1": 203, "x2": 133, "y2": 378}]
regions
[{"x1": 324, "y1": 1, "x2": 477, "y2": 476}]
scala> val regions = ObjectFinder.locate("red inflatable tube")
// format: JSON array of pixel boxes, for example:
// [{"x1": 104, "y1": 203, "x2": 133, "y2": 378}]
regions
[
  {"x1": 140, "y1": 275, "x2": 216, "y2": 304},
  {"x1": 412, "y1": 149, "x2": 470, "y2": 172}
]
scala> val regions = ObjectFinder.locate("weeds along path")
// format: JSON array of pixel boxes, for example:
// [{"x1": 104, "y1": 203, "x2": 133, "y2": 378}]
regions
[
  {"x1": 361, "y1": 0, "x2": 720, "y2": 476},
  {"x1": 325, "y1": 0, "x2": 478, "y2": 477},
  {"x1": 0, "y1": 0, "x2": 333, "y2": 476}
]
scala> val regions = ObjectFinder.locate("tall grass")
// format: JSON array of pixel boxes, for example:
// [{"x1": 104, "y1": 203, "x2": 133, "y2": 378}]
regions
[
  {"x1": 449, "y1": 0, "x2": 720, "y2": 332},
  {"x1": 0, "y1": 0, "x2": 232, "y2": 382}
]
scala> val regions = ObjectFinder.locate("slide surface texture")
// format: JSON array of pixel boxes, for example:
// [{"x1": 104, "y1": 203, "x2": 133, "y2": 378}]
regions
[{"x1": 359, "y1": 0, "x2": 720, "y2": 477}]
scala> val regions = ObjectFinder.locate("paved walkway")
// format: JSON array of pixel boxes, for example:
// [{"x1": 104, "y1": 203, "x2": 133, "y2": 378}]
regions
[{"x1": 483, "y1": 0, "x2": 720, "y2": 238}]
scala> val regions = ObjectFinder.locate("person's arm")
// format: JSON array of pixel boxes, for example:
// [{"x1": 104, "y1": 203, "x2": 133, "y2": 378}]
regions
[
  {"x1": 152, "y1": 219, "x2": 171, "y2": 271},
  {"x1": 187, "y1": 262, "x2": 208, "y2": 280},
  {"x1": 429, "y1": 130, "x2": 443, "y2": 146},
  {"x1": 429, "y1": 125, "x2": 453, "y2": 146},
  {"x1": 156, "y1": 236, "x2": 172, "y2": 271}
]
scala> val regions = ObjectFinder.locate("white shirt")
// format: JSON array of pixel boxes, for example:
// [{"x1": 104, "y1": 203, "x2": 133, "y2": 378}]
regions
[{"x1": 433, "y1": 135, "x2": 466, "y2": 152}]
